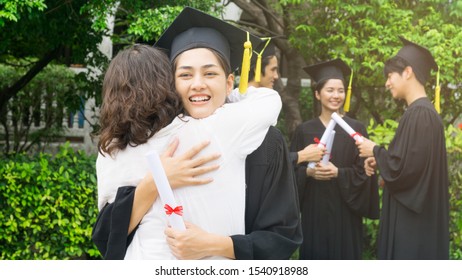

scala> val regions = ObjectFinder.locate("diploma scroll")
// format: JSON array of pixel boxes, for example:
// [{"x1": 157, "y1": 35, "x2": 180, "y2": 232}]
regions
[
  {"x1": 146, "y1": 151, "x2": 186, "y2": 231},
  {"x1": 308, "y1": 119, "x2": 336, "y2": 169},
  {"x1": 331, "y1": 112, "x2": 363, "y2": 143},
  {"x1": 321, "y1": 130, "x2": 336, "y2": 165}
]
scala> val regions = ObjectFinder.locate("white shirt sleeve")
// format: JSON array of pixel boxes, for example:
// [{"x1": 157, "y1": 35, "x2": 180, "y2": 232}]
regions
[{"x1": 211, "y1": 86, "x2": 282, "y2": 157}]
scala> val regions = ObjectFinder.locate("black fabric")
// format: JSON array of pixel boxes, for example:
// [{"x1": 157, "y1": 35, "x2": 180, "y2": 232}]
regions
[
  {"x1": 374, "y1": 97, "x2": 449, "y2": 260},
  {"x1": 92, "y1": 127, "x2": 302, "y2": 260},
  {"x1": 92, "y1": 186, "x2": 136, "y2": 260},
  {"x1": 231, "y1": 126, "x2": 303, "y2": 259},
  {"x1": 289, "y1": 151, "x2": 299, "y2": 168},
  {"x1": 290, "y1": 116, "x2": 379, "y2": 260},
  {"x1": 396, "y1": 36, "x2": 438, "y2": 83},
  {"x1": 303, "y1": 58, "x2": 351, "y2": 85},
  {"x1": 154, "y1": 7, "x2": 261, "y2": 71}
]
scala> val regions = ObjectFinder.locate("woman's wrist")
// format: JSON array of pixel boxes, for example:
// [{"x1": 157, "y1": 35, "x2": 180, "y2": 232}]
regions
[{"x1": 208, "y1": 234, "x2": 235, "y2": 259}]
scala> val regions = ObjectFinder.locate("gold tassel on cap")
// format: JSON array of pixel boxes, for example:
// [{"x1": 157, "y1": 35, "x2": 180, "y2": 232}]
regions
[
  {"x1": 254, "y1": 54, "x2": 262, "y2": 82},
  {"x1": 343, "y1": 68, "x2": 353, "y2": 112},
  {"x1": 435, "y1": 67, "x2": 441, "y2": 113},
  {"x1": 254, "y1": 38, "x2": 271, "y2": 83},
  {"x1": 239, "y1": 32, "x2": 252, "y2": 94}
]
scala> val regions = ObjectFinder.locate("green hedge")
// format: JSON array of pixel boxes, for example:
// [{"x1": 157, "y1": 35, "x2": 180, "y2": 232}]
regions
[
  {"x1": 364, "y1": 120, "x2": 462, "y2": 260},
  {"x1": 0, "y1": 143, "x2": 101, "y2": 259}
]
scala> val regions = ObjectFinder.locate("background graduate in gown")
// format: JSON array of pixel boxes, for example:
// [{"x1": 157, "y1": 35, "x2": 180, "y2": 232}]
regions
[
  {"x1": 357, "y1": 37, "x2": 450, "y2": 260},
  {"x1": 290, "y1": 59, "x2": 379, "y2": 260}
]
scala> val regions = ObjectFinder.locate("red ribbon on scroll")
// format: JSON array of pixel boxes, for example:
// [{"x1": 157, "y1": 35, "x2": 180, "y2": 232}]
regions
[
  {"x1": 164, "y1": 204, "x2": 183, "y2": 216},
  {"x1": 314, "y1": 137, "x2": 326, "y2": 147}
]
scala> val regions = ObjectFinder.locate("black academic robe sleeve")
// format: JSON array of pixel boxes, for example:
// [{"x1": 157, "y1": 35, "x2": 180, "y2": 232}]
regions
[
  {"x1": 231, "y1": 127, "x2": 303, "y2": 259},
  {"x1": 336, "y1": 122, "x2": 380, "y2": 219},
  {"x1": 91, "y1": 186, "x2": 137, "y2": 260},
  {"x1": 289, "y1": 125, "x2": 310, "y2": 204},
  {"x1": 289, "y1": 151, "x2": 299, "y2": 168}
]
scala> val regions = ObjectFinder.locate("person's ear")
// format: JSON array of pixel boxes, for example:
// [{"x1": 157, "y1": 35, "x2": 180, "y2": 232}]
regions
[
  {"x1": 403, "y1": 66, "x2": 413, "y2": 80},
  {"x1": 315, "y1": 90, "x2": 321, "y2": 101},
  {"x1": 226, "y1": 74, "x2": 234, "y2": 96}
]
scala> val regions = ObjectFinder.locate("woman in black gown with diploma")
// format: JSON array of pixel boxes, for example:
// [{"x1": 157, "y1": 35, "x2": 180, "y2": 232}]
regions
[{"x1": 290, "y1": 59, "x2": 379, "y2": 259}]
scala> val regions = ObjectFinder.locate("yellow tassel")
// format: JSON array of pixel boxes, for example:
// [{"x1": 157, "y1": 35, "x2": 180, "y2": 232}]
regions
[
  {"x1": 239, "y1": 32, "x2": 252, "y2": 94},
  {"x1": 343, "y1": 68, "x2": 353, "y2": 112},
  {"x1": 254, "y1": 38, "x2": 271, "y2": 83},
  {"x1": 255, "y1": 54, "x2": 262, "y2": 82},
  {"x1": 435, "y1": 67, "x2": 441, "y2": 114}
]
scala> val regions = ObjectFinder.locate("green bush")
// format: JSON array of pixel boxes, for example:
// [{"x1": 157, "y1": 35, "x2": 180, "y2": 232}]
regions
[
  {"x1": 364, "y1": 119, "x2": 462, "y2": 260},
  {"x1": 0, "y1": 143, "x2": 101, "y2": 259}
]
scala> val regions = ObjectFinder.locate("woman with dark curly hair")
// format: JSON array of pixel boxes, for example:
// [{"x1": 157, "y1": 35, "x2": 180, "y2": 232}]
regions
[
  {"x1": 94, "y1": 44, "x2": 222, "y2": 259},
  {"x1": 98, "y1": 44, "x2": 182, "y2": 156}
]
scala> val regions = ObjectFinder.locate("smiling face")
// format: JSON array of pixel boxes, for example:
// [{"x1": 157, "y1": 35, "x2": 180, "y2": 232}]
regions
[
  {"x1": 385, "y1": 70, "x2": 407, "y2": 100},
  {"x1": 315, "y1": 79, "x2": 345, "y2": 113},
  {"x1": 174, "y1": 48, "x2": 234, "y2": 119}
]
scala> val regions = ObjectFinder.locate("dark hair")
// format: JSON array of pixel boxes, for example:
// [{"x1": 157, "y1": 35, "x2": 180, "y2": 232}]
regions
[
  {"x1": 313, "y1": 78, "x2": 346, "y2": 93},
  {"x1": 384, "y1": 56, "x2": 426, "y2": 85},
  {"x1": 173, "y1": 47, "x2": 232, "y2": 76},
  {"x1": 248, "y1": 55, "x2": 276, "y2": 82},
  {"x1": 98, "y1": 44, "x2": 183, "y2": 156}
]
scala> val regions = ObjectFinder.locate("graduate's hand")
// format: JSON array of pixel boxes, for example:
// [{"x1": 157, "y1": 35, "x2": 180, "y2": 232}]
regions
[
  {"x1": 297, "y1": 144, "x2": 326, "y2": 164},
  {"x1": 165, "y1": 222, "x2": 234, "y2": 260},
  {"x1": 356, "y1": 137, "x2": 376, "y2": 158},
  {"x1": 306, "y1": 166, "x2": 315, "y2": 177},
  {"x1": 364, "y1": 157, "x2": 377, "y2": 176},
  {"x1": 311, "y1": 162, "x2": 338, "y2": 180},
  {"x1": 161, "y1": 138, "x2": 221, "y2": 189}
]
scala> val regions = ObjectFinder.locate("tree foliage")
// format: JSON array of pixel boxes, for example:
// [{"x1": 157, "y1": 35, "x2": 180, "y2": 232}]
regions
[
  {"x1": 0, "y1": 0, "x2": 47, "y2": 26},
  {"x1": 230, "y1": 0, "x2": 462, "y2": 138},
  {"x1": 0, "y1": 0, "x2": 109, "y2": 121}
]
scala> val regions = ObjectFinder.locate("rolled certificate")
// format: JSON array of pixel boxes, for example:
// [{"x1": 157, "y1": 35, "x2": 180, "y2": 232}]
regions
[
  {"x1": 331, "y1": 112, "x2": 363, "y2": 143},
  {"x1": 146, "y1": 151, "x2": 186, "y2": 231},
  {"x1": 308, "y1": 118, "x2": 336, "y2": 168},
  {"x1": 321, "y1": 130, "x2": 336, "y2": 165}
]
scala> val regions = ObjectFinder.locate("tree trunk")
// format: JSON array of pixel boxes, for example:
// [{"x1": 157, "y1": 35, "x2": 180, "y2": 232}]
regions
[{"x1": 0, "y1": 47, "x2": 61, "y2": 114}]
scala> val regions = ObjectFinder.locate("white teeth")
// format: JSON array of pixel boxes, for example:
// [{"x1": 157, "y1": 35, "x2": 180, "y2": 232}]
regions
[{"x1": 190, "y1": 96, "x2": 210, "y2": 102}]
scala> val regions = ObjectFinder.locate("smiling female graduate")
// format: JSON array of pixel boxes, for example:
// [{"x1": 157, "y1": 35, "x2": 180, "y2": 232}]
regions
[
  {"x1": 290, "y1": 59, "x2": 379, "y2": 260},
  {"x1": 154, "y1": 7, "x2": 301, "y2": 260},
  {"x1": 93, "y1": 7, "x2": 291, "y2": 260},
  {"x1": 357, "y1": 37, "x2": 449, "y2": 260}
]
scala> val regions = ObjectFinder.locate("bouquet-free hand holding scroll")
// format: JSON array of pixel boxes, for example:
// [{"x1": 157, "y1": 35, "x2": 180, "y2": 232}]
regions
[
  {"x1": 308, "y1": 119, "x2": 337, "y2": 169},
  {"x1": 146, "y1": 151, "x2": 186, "y2": 231},
  {"x1": 331, "y1": 112, "x2": 363, "y2": 143},
  {"x1": 321, "y1": 130, "x2": 336, "y2": 165}
]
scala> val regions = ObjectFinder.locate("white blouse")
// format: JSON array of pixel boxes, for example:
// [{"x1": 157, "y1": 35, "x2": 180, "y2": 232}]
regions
[{"x1": 96, "y1": 86, "x2": 281, "y2": 259}]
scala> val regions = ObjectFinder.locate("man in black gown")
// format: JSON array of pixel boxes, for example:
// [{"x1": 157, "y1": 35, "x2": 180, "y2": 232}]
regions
[{"x1": 357, "y1": 37, "x2": 449, "y2": 259}]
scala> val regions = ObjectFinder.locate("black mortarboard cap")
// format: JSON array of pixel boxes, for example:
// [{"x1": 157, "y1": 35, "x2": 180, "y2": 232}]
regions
[
  {"x1": 251, "y1": 39, "x2": 276, "y2": 66},
  {"x1": 395, "y1": 36, "x2": 438, "y2": 83},
  {"x1": 154, "y1": 7, "x2": 261, "y2": 72},
  {"x1": 303, "y1": 58, "x2": 351, "y2": 85}
]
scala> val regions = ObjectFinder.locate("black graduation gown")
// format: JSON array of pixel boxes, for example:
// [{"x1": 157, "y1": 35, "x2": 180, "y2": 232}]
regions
[
  {"x1": 92, "y1": 126, "x2": 303, "y2": 260},
  {"x1": 373, "y1": 97, "x2": 449, "y2": 260},
  {"x1": 231, "y1": 126, "x2": 303, "y2": 259},
  {"x1": 290, "y1": 116, "x2": 379, "y2": 260}
]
